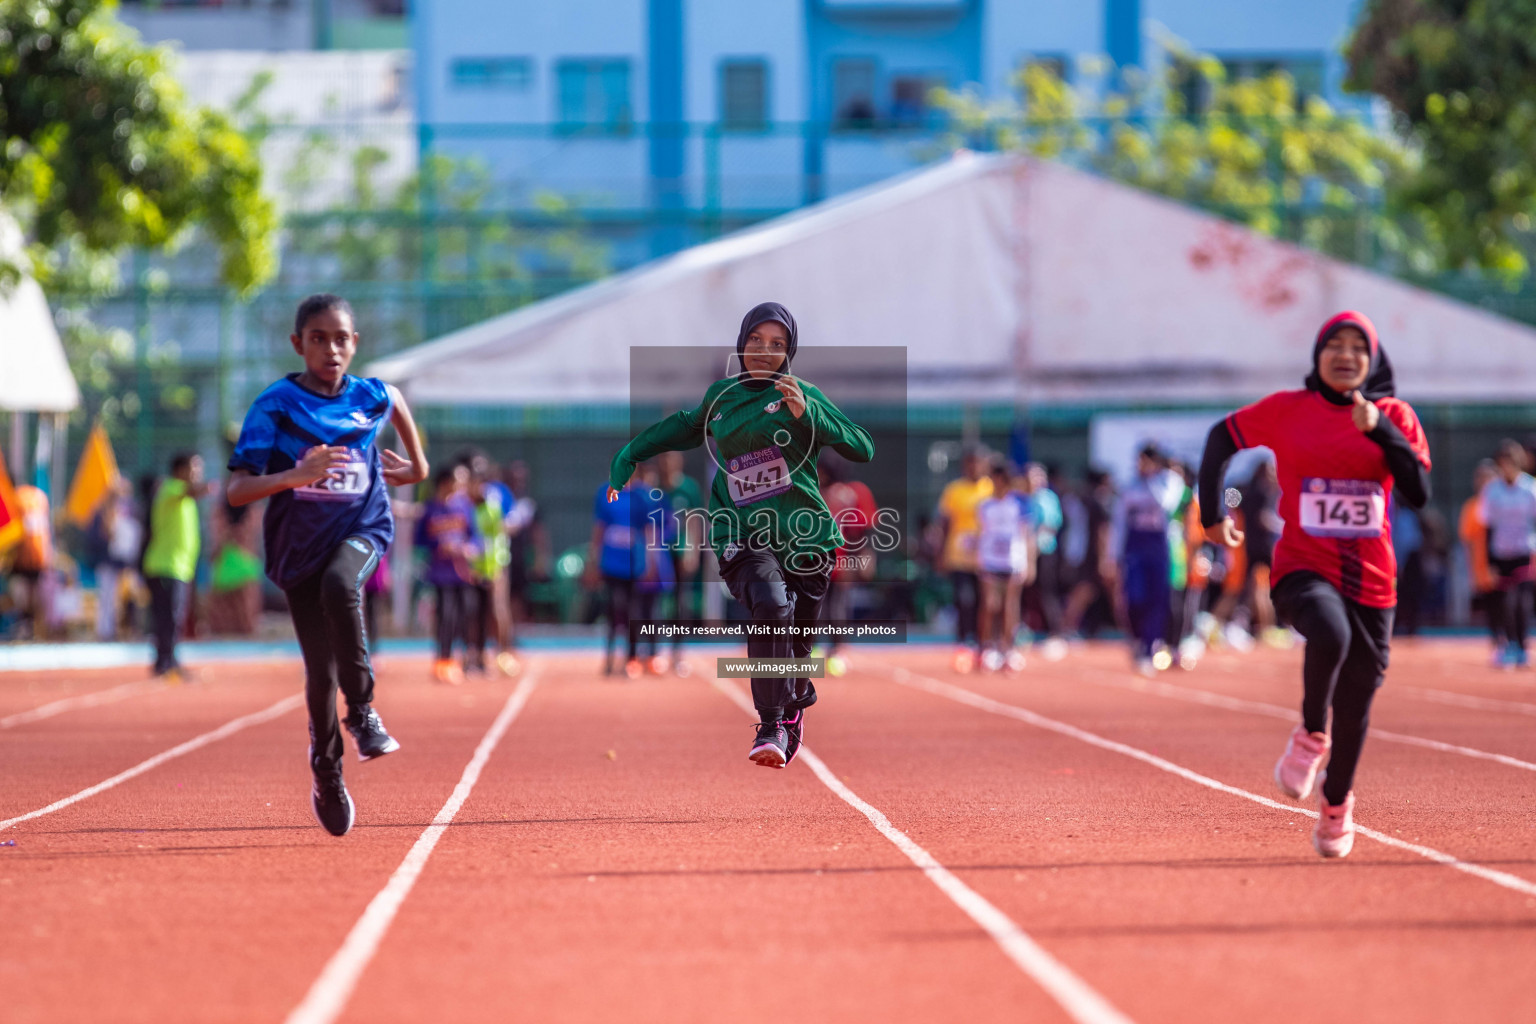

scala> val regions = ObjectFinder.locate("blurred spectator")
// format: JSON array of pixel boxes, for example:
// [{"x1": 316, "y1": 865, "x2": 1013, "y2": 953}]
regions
[
  {"x1": 1112, "y1": 445, "x2": 1184, "y2": 675},
  {"x1": 143, "y1": 453, "x2": 209, "y2": 677},
  {"x1": 364, "y1": 548, "x2": 391, "y2": 654},
  {"x1": 1479, "y1": 439, "x2": 1536, "y2": 669},
  {"x1": 936, "y1": 446, "x2": 992, "y2": 671},
  {"x1": 416, "y1": 463, "x2": 481, "y2": 685},
  {"x1": 659, "y1": 451, "x2": 704, "y2": 675},
  {"x1": 586, "y1": 470, "x2": 665, "y2": 678},
  {"x1": 1062, "y1": 469, "x2": 1116, "y2": 638},
  {"x1": 460, "y1": 450, "x2": 519, "y2": 676},
  {"x1": 1460, "y1": 459, "x2": 1500, "y2": 661},
  {"x1": 1392, "y1": 503, "x2": 1425, "y2": 636},
  {"x1": 86, "y1": 477, "x2": 143, "y2": 641},
  {"x1": 974, "y1": 459, "x2": 1034, "y2": 671},
  {"x1": 504, "y1": 460, "x2": 548, "y2": 628},
  {"x1": 1019, "y1": 462, "x2": 1066, "y2": 658},
  {"x1": 11, "y1": 484, "x2": 54, "y2": 639},
  {"x1": 819, "y1": 455, "x2": 877, "y2": 676},
  {"x1": 632, "y1": 460, "x2": 675, "y2": 672},
  {"x1": 207, "y1": 496, "x2": 263, "y2": 636}
]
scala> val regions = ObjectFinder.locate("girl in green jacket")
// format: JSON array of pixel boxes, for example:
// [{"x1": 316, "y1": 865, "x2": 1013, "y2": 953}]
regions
[{"x1": 608, "y1": 302, "x2": 875, "y2": 768}]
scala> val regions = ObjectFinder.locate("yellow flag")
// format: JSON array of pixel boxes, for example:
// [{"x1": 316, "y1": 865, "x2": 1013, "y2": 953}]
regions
[
  {"x1": 65, "y1": 421, "x2": 121, "y2": 528},
  {"x1": 0, "y1": 446, "x2": 21, "y2": 552}
]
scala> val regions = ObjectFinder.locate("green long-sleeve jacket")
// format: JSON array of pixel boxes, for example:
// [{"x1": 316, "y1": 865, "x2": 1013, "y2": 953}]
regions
[{"x1": 609, "y1": 375, "x2": 875, "y2": 567}]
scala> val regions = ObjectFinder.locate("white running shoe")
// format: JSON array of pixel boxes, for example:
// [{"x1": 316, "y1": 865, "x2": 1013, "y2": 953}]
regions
[
  {"x1": 1039, "y1": 637, "x2": 1068, "y2": 662},
  {"x1": 1004, "y1": 648, "x2": 1027, "y2": 673},
  {"x1": 980, "y1": 648, "x2": 1005, "y2": 672},
  {"x1": 1313, "y1": 791, "x2": 1355, "y2": 858}
]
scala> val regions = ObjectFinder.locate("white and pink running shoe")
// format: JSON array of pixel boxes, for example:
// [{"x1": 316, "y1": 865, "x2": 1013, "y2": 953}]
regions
[
  {"x1": 1313, "y1": 791, "x2": 1356, "y2": 858},
  {"x1": 1274, "y1": 724, "x2": 1330, "y2": 799}
]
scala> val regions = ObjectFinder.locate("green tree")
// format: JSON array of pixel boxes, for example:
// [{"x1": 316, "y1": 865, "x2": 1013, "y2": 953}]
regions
[
  {"x1": 0, "y1": 0, "x2": 277, "y2": 293},
  {"x1": 277, "y1": 137, "x2": 612, "y2": 352},
  {"x1": 1346, "y1": 0, "x2": 1536, "y2": 278},
  {"x1": 935, "y1": 51, "x2": 1417, "y2": 269}
]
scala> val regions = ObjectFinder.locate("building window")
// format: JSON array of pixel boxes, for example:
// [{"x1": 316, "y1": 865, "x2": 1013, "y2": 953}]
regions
[
  {"x1": 832, "y1": 58, "x2": 879, "y2": 130},
  {"x1": 556, "y1": 59, "x2": 633, "y2": 132},
  {"x1": 1018, "y1": 53, "x2": 1070, "y2": 88},
  {"x1": 451, "y1": 57, "x2": 533, "y2": 91},
  {"x1": 890, "y1": 73, "x2": 943, "y2": 128},
  {"x1": 720, "y1": 59, "x2": 769, "y2": 130},
  {"x1": 1171, "y1": 54, "x2": 1215, "y2": 116},
  {"x1": 1222, "y1": 55, "x2": 1326, "y2": 108}
]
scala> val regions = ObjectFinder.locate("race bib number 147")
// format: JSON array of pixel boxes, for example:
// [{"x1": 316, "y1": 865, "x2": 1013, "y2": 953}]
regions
[{"x1": 1298, "y1": 478, "x2": 1385, "y2": 538}]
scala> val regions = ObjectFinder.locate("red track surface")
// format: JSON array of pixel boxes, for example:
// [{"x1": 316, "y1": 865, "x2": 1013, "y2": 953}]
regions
[{"x1": 2, "y1": 641, "x2": 1534, "y2": 1023}]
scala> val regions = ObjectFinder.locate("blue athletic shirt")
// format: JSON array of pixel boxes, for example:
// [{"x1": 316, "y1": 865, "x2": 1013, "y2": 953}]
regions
[
  {"x1": 228, "y1": 373, "x2": 396, "y2": 589},
  {"x1": 594, "y1": 483, "x2": 666, "y2": 580}
]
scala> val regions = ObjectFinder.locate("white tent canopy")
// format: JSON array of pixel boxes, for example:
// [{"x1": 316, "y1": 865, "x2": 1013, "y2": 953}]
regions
[
  {"x1": 370, "y1": 154, "x2": 1536, "y2": 407},
  {"x1": 0, "y1": 215, "x2": 78, "y2": 413}
]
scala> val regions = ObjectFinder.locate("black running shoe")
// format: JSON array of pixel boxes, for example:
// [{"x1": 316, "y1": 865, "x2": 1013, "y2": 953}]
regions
[
  {"x1": 782, "y1": 708, "x2": 805, "y2": 765},
  {"x1": 749, "y1": 721, "x2": 789, "y2": 769},
  {"x1": 311, "y1": 772, "x2": 355, "y2": 837},
  {"x1": 344, "y1": 703, "x2": 401, "y2": 762}
]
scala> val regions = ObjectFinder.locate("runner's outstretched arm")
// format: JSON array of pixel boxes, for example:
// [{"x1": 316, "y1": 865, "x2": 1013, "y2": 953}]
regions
[
  {"x1": 1361, "y1": 415, "x2": 1431, "y2": 508},
  {"x1": 608, "y1": 404, "x2": 707, "y2": 495},
  {"x1": 803, "y1": 383, "x2": 874, "y2": 462},
  {"x1": 1197, "y1": 421, "x2": 1240, "y2": 528},
  {"x1": 382, "y1": 385, "x2": 430, "y2": 487}
]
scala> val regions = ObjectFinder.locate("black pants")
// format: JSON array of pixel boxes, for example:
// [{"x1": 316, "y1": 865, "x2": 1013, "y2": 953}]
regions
[
  {"x1": 465, "y1": 581, "x2": 494, "y2": 669},
  {"x1": 147, "y1": 576, "x2": 189, "y2": 674},
  {"x1": 284, "y1": 538, "x2": 380, "y2": 776},
  {"x1": 1021, "y1": 549, "x2": 1062, "y2": 637},
  {"x1": 434, "y1": 583, "x2": 471, "y2": 661},
  {"x1": 1273, "y1": 571, "x2": 1393, "y2": 806},
  {"x1": 1492, "y1": 557, "x2": 1531, "y2": 653},
  {"x1": 1473, "y1": 589, "x2": 1503, "y2": 643},
  {"x1": 950, "y1": 570, "x2": 980, "y2": 645},
  {"x1": 721, "y1": 546, "x2": 832, "y2": 719},
  {"x1": 670, "y1": 554, "x2": 700, "y2": 656},
  {"x1": 603, "y1": 576, "x2": 658, "y2": 663}
]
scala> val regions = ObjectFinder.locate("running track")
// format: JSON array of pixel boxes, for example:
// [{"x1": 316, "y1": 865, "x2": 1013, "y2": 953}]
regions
[{"x1": 2, "y1": 641, "x2": 1533, "y2": 1023}]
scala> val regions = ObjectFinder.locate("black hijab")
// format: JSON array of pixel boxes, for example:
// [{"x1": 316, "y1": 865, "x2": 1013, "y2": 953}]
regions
[
  {"x1": 735, "y1": 302, "x2": 797, "y2": 392},
  {"x1": 1304, "y1": 309, "x2": 1396, "y2": 404}
]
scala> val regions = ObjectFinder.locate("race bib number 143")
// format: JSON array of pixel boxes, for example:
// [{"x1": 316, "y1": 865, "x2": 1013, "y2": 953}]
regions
[{"x1": 1298, "y1": 478, "x2": 1385, "y2": 538}]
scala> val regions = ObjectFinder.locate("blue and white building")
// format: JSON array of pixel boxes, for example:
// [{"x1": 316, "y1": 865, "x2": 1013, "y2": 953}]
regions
[{"x1": 413, "y1": 0, "x2": 1366, "y2": 240}]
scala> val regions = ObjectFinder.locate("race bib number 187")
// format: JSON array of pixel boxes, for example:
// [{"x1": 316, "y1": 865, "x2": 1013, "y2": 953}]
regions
[
  {"x1": 1298, "y1": 478, "x2": 1385, "y2": 538},
  {"x1": 726, "y1": 445, "x2": 793, "y2": 507}
]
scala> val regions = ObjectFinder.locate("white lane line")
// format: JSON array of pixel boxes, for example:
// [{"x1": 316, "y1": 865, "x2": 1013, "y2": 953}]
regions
[
  {"x1": 886, "y1": 667, "x2": 1536, "y2": 901},
  {"x1": 1067, "y1": 669, "x2": 1536, "y2": 774},
  {"x1": 1400, "y1": 686, "x2": 1536, "y2": 718},
  {"x1": 710, "y1": 678, "x2": 1136, "y2": 1024},
  {"x1": 1, "y1": 679, "x2": 163, "y2": 730},
  {"x1": 0, "y1": 693, "x2": 304, "y2": 832},
  {"x1": 285, "y1": 671, "x2": 540, "y2": 1024}
]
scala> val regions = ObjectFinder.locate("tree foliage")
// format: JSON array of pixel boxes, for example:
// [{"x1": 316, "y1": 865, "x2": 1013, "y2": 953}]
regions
[
  {"x1": 935, "y1": 51, "x2": 1419, "y2": 270},
  {"x1": 1346, "y1": 0, "x2": 1536, "y2": 277},
  {"x1": 0, "y1": 0, "x2": 276, "y2": 293}
]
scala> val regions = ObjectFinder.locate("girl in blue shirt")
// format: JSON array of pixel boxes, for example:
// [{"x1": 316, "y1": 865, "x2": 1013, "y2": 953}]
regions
[{"x1": 227, "y1": 294, "x2": 429, "y2": 837}]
